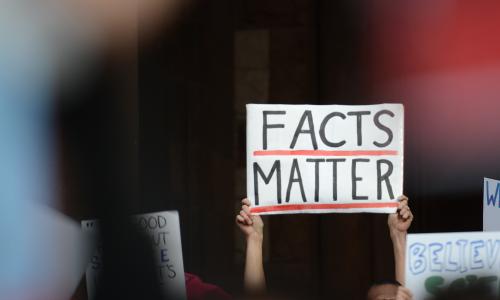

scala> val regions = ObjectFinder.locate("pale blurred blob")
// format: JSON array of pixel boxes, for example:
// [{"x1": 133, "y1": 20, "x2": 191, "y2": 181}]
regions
[{"x1": 0, "y1": 0, "x2": 185, "y2": 298}]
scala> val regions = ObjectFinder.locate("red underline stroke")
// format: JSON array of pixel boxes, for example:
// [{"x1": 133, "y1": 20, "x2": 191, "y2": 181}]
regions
[
  {"x1": 253, "y1": 150, "x2": 398, "y2": 156},
  {"x1": 250, "y1": 202, "x2": 399, "y2": 213}
]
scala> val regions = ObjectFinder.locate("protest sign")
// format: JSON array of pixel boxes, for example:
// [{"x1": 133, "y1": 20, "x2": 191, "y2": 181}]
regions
[
  {"x1": 246, "y1": 103, "x2": 404, "y2": 214},
  {"x1": 484, "y1": 178, "x2": 500, "y2": 231},
  {"x1": 81, "y1": 219, "x2": 101, "y2": 300},
  {"x1": 82, "y1": 211, "x2": 186, "y2": 300},
  {"x1": 406, "y1": 231, "x2": 500, "y2": 299}
]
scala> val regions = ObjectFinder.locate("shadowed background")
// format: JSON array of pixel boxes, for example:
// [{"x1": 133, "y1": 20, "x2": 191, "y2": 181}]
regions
[{"x1": 59, "y1": 0, "x2": 500, "y2": 299}]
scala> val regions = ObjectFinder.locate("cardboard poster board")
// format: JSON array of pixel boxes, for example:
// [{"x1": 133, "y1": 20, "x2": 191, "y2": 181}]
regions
[
  {"x1": 246, "y1": 103, "x2": 404, "y2": 214},
  {"x1": 82, "y1": 211, "x2": 186, "y2": 299},
  {"x1": 484, "y1": 178, "x2": 500, "y2": 231},
  {"x1": 406, "y1": 231, "x2": 500, "y2": 299}
]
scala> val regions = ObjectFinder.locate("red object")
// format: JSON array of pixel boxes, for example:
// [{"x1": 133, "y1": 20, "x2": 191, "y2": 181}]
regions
[
  {"x1": 253, "y1": 149, "x2": 398, "y2": 156},
  {"x1": 250, "y1": 202, "x2": 399, "y2": 214},
  {"x1": 185, "y1": 273, "x2": 232, "y2": 300}
]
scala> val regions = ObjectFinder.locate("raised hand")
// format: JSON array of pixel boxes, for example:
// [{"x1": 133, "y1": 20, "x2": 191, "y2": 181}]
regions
[
  {"x1": 236, "y1": 198, "x2": 264, "y2": 241},
  {"x1": 388, "y1": 195, "x2": 413, "y2": 286},
  {"x1": 388, "y1": 195, "x2": 413, "y2": 237},
  {"x1": 235, "y1": 198, "x2": 266, "y2": 293}
]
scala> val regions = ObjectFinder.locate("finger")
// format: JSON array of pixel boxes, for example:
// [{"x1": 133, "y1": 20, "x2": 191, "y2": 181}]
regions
[
  {"x1": 240, "y1": 210, "x2": 253, "y2": 225},
  {"x1": 236, "y1": 215, "x2": 245, "y2": 224},
  {"x1": 240, "y1": 210, "x2": 252, "y2": 225},
  {"x1": 253, "y1": 214, "x2": 263, "y2": 223},
  {"x1": 399, "y1": 199, "x2": 408, "y2": 209},
  {"x1": 399, "y1": 206, "x2": 409, "y2": 215},
  {"x1": 242, "y1": 205, "x2": 252, "y2": 215},
  {"x1": 243, "y1": 205, "x2": 254, "y2": 221},
  {"x1": 236, "y1": 215, "x2": 248, "y2": 227},
  {"x1": 242, "y1": 198, "x2": 251, "y2": 206},
  {"x1": 400, "y1": 207, "x2": 410, "y2": 217},
  {"x1": 403, "y1": 206, "x2": 412, "y2": 216},
  {"x1": 398, "y1": 195, "x2": 409, "y2": 202}
]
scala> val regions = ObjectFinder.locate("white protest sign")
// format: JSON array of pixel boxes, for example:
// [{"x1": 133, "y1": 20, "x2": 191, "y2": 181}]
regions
[
  {"x1": 484, "y1": 178, "x2": 500, "y2": 231},
  {"x1": 406, "y1": 231, "x2": 500, "y2": 299},
  {"x1": 81, "y1": 219, "x2": 100, "y2": 300},
  {"x1": 246, "y1": 103, "x2": 404, "y2": 215},
  {"x1": 82, "y1": 211, "x2": 186, "y2": 300}
]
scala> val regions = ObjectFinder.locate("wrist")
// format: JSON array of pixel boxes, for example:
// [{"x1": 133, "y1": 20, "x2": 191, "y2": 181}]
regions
[
  {"x1": 247, "y1": 232, "x2": 264, "y2": 244},
  {"x1": 390, "y1": 231, "x2": 407, "y2": 244}
]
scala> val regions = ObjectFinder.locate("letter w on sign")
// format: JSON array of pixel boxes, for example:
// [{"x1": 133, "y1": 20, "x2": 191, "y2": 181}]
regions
[
  {"x1": 483, "y1": 178, "x2": 500, "y2": 231},
  {"x1": 246, "y1": 103, "x2": 404, "y2": 215}
]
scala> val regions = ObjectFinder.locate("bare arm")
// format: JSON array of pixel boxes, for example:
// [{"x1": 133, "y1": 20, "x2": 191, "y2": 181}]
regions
[
  {"x1": 392, "y1": 228, "x2": 407, "y2": 285},
  {"x1": 388, "y1": 195, "x2": 413, "y2": 285},
  {"x1": 244, "y1": 232, "x2": 265, "y2": 293},
  {"x1": 236, "y1": 198, "x2": 266, "y2": 294}
]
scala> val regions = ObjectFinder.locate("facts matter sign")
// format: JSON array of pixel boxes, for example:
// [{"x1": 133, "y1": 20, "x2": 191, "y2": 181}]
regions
[{"x1": 246, "y1": 103, "x2": 404, "y2": 215}]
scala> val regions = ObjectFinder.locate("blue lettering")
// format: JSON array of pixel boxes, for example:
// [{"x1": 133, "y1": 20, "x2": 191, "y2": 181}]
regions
[
  {"x1": 486, "y1": 239, "x2": 500, "y2": 269},
  {"x1": 486, "y1": 180, "x2": 500, "y2": 207},
  {"x1": 456, "y1": 240, "x2": 469, "y2": 273},
  {"x1": 409, "y1": 243, "x2": 427, "y2": 275},
  {"x1": 444, "y1": 241, "x2": 459, "y2": 272},
  {"x1": 160, "y1": 249, "x2": 169, "y2": 263},
  {"x1": 429, "y1": 243, "x2": 444, "y2": 272},
  {"x1": 470, "y1": 240, "x2": 485, "y2": 270}
]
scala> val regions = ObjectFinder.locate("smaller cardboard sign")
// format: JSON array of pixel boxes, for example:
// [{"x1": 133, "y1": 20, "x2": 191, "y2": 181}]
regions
[
  {"x1": 82, "y1": 211, "x2": 186, "y2": 299},
  {"x1": 406, "y1": 231, "x2": 500, "y2": 299}
]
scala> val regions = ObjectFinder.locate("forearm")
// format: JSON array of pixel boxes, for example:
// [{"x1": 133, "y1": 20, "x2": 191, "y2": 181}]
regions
[
  {"x1": 244, "y1": 235, "x2": 266, "y2": 294},
  {"x1": 391, "y1": 232, "x2": 407, "y2": 285}
]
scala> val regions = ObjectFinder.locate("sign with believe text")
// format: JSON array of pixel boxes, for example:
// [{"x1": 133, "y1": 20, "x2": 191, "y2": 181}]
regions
[
  {"x1": 246, "y1": 103, "x2": 404, "y2": 215},
  {"x1": 406, "y1": 231, "x2": 500, "y2": 300}
]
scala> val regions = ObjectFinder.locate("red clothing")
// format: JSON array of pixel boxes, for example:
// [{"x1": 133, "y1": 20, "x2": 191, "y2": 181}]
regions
[{"x1": 185, "y1": 273, "x2": 232, "y2": 300}]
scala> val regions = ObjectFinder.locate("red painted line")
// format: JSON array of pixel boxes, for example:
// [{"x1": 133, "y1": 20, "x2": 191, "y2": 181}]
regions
[
  {"x1": 250, "y1": 202, "x2": 399, "y2": 213},
  {"x1": 253, "y1": 150, "x2": 398, "y2": 156}
]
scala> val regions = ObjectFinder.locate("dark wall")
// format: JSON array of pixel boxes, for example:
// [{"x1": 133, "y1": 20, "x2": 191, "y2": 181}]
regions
[
  {"x1": 136, "y1": 0, "x2": 487, "y2": 299},
  {"x1": 136, "y1": 0, "x2": 395, "y2": 298},
  {"x1": 58, "y1": 1, "x2": 494, "y2": 299},
  {"x1": 138, "y1": 0, "x2": 237, "y2": 291}
]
